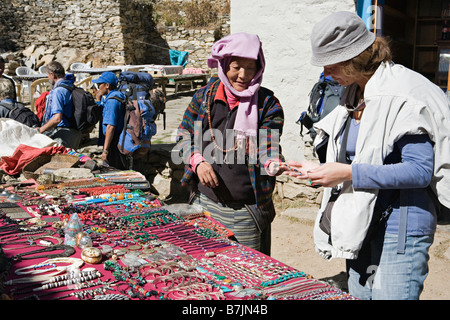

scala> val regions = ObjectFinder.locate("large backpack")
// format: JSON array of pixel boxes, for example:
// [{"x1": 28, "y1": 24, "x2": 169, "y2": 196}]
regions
[
  {"x1": 59, "y1": 84, "x2": 102, "y2": 134},
  {"x1": 118, "y1": 71, "x2": 166, "y2": 126},
  {"x1": 116, "y1": 72, "x2": 159, "y2": 167},
  {"x1": 0, "y1": 101, "x2": 40, "y2": 128},
  {"x1": 297, "y1": 73, "x2": 343, "y2": 140}
]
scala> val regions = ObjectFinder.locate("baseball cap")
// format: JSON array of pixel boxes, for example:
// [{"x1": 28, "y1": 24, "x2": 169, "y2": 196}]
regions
[{"x1": 92, "y1": 71, "x2": 118, "y2": 87}]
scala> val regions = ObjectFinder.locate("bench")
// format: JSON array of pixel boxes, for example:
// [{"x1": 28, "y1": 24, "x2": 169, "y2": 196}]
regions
[{"x1": 167, "y1": 73, "x2": 210, "y2": 94}]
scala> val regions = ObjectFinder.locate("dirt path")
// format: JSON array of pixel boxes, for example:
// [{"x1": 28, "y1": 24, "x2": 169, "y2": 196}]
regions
[{"x1": 271, "y1": 210, "x2": 450, "y2": 300}]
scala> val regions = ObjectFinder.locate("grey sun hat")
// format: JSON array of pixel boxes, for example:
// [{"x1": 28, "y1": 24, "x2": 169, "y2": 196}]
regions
[{"x1": 310, "y1": 11, "x2": 376, "y2": 67}]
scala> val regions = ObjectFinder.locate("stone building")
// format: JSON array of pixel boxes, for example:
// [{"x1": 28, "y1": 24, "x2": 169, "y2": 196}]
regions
[{"x1": 0, "y1": 0, "x2": 229, "y2": 70}]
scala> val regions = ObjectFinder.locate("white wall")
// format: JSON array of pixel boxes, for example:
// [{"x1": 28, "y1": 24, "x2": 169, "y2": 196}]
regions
[{"x1": 230, "y1": 0, "x2": 356, "y2": 161}]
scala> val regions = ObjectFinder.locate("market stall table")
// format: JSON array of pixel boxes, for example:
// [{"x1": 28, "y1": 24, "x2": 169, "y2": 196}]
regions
[
  {"x1": 0, "y1": 173, "x2": 356, "y2": 301},
  {"x1": 140, "y1": 65, "x2": 183, "y2": 76},
  {"x1": 167, "y1": 73, "x2": 210, "y2": 94},
  {"x1": 69, "y1": 68, "x2": 122, "y2": 82},
  {"x1": 69, "y1": 68, "x2": 122, "y2": 75},
  {"x1": 152, "y1": 76, "x2": 169, "y2": 96}
]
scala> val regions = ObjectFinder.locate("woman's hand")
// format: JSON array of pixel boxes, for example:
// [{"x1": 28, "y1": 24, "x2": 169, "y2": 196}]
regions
[
  {"x1": 266, "y1": 161, "x2": 291, "y2": 176},
  {"x1": 283, "y1": 161, "x2": 320, "y2": 178},
  {"x1": 283, "y1": 161, "x2": 352, "y2": 188},
  {"x1": 196, "y1": 162, "x2": 219, "y2": 188}
]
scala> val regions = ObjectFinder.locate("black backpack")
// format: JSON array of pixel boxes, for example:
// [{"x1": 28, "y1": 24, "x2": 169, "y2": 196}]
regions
[
  {"x1": 60, "y1": 84, "x2": 102, "y2": 133},
  {"x1": 297, "y1": 73, "x2": 343, "y2": 140},
  {"x1": 0, "y1": 101, "x2": 40, "y2": 127}
]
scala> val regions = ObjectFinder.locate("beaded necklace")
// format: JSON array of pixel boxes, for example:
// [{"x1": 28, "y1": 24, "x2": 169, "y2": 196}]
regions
[
  {"x1": 13, "y1": 270, "x2": 103, "y2": 295},
  {"x1": 204, "y1": 86, "x2": 238, "y2": 153},
  {"x1": 11, "y1": 244, "x2": 76, "y2": 261},
  {"x1": 103, "y1": 260, "x2": 165, "y2": 300},
  {"x1": 1, "y1": 234, "x2": 63, "y2": 250}
]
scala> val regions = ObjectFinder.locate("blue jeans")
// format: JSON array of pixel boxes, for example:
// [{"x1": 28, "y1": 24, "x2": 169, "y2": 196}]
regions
[{"x1": 346, "y1": 230, "x2": 434, "y2": 300}]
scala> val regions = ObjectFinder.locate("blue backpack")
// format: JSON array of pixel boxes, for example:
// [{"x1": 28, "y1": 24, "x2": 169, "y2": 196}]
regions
[
  {"x1": 116, "y1": 72, "x2": 158, "y2": 164},
  {"x1": 297, "y1": 73, "x2": 343, "y2": 139}
]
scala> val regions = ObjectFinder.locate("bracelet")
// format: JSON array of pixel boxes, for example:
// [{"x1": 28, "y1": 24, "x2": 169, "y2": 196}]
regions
[
  {"x1": 102, "y1": 150, "x2": 109, "y2": 155},
  {"x1": 11, "y1": 244, "x2": 76, "y2": 261},
  {"x1": 14, "y1": 257, "x2": 84, "y2": 275}
]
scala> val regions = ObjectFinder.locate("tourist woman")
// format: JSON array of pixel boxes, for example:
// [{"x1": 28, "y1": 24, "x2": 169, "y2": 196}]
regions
[{"x1": 287, "y1": 11, "x2": 450, "y2": 299}]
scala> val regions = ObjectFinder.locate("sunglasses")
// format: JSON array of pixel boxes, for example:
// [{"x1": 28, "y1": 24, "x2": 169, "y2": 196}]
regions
[{"x1": 92, "y1": 83, "x2": 105, "y2": 90}]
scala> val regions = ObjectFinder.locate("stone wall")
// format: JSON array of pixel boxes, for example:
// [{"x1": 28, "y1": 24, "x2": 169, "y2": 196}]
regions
[
  {"x1": 0, "y1": 0, "x2": 229, "y2": 71},
  {"x1": 159, "y1": 24, "x2": 228, "y2": 70},
  {"x1": 133, "y1": 144, "x2": 189, "y2": 203},
  {"x1": 1, "y1": 0, "x2": 129, "y2": 66}
]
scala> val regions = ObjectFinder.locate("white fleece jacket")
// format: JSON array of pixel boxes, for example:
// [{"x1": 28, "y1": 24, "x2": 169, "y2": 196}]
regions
[{"x1": 313, "y1": 62, "x2": 450, "y2": 260}]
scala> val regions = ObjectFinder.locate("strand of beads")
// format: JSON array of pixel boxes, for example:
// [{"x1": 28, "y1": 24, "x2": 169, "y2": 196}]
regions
[
  {"x1": 14, "y1": 257, "x2": 84, "y2": 277},
  {"x1": 13, "y1": 270, "x2": 102, "y2": 295},
  {"x1": 91, "y1": 293, "x2": 131, "y2": 300},
  {"x1": 128, "y1": 230, "x2": 159, "y2": 244},
  {"x1": 79, "y1": 185, "x2": 130, "y2": 196},
  {"x1": 265, "y1": 281, "x2": 335, "y2": 299},
  {"x1": 103, "y1": 260, "x2": 166, "y2": 300},
  {"x1": 259, "y1": 271, "x2": 307, "y2": 288},
  {"x1": 43, "y1": 269, "x2": 99, "y2": 284}
]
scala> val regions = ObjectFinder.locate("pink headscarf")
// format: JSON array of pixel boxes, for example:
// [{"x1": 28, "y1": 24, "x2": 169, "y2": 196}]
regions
[{"x1": 207, "y1": 33, "x2": 265, "y2": 138}]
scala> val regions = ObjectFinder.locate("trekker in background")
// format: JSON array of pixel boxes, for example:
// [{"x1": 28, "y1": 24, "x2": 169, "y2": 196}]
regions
[
  {"x1": 93, "y1": 71, "x2": 127, "y2": 169},
  {"x1": 39, "y1": 61, "x2": 81, "y2": 149},
  {"x1": 0, "y1": 57, "x2": 16, "y2": 100},
  {"x1": 0, "y1": 78, "x2": 40, "y2": 127},
  {"x1": 0, "y1": 78, "x2": 18, "y2": 118}
]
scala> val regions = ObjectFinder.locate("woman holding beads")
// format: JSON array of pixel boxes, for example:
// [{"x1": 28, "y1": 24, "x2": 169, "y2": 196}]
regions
[
  {"x1": 286, "y1": 11, "x2": 450, "y2": 300},
  {"x1": 177, "y1": 33, "x2": 287, "y2": 255}
]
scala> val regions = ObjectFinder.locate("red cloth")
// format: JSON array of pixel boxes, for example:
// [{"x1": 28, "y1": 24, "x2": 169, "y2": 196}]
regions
[
  {"x1": 0, "y1": 144, "x2": 67, "y2": 175},
  {"x1": 35, "y1": 91, "x2": 50, "y2": 121}
]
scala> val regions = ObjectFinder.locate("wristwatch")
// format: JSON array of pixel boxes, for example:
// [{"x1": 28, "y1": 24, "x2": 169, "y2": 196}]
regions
[{"x1": 102, "y1": 149, "x2": 109, "y2": 155}]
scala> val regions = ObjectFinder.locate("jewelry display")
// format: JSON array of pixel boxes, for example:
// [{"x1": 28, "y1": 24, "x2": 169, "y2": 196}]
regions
[
  {"x1": 0, "y1": 169, "x2": 356, "y2": 301},
  {"x1": 14, "y1": 257, "x2": 83, "y2": 276}
]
